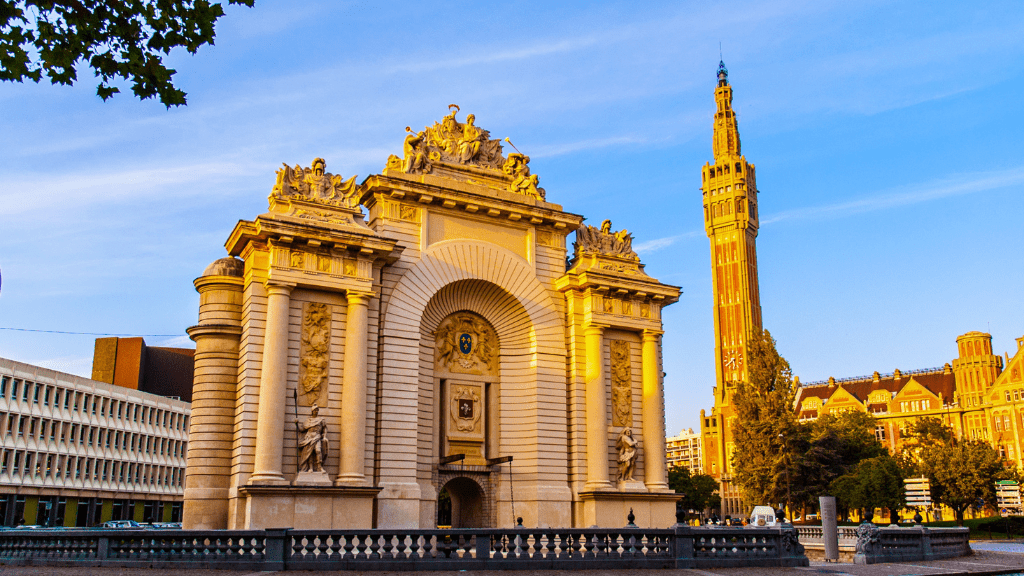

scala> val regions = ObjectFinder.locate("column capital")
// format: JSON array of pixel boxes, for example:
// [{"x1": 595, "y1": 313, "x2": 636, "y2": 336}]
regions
[
  {"x1": 584, "y1": 323, "x2": 608, "y2": 336},
  {"x1": 345, "y1": 289, "x2": 375, "y2": 304},
  {"x1": 263, "y1": 282, "x2": 295, "y2": 296},
  {"x1": 642, "y1": 329, "x2": 664, "y2": 341}
]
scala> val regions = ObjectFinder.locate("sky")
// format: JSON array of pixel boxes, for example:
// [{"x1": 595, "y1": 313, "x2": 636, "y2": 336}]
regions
[{"x1": 1, "y1": 0, "x2": 1023, "y2": 436}]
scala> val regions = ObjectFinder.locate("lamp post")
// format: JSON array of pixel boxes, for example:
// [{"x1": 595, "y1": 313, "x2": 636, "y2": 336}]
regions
[{"x1": 778, "y1": 432, "x2": 791, "y2": 521}]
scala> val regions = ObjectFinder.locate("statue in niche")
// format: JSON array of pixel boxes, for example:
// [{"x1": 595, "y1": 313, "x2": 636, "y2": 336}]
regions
[
  {"x1": 610, "y1": 340, "x2": 632, "y2": 427},
  {"x1": 274, "y1": 157, "x2": 359, "y2": 208},
  {"x1": 502, "y1": 152, "x2": 545, "y2": 199},
  {"x1": 297, "y1": 403, "x2": 328, "y2": 473},
  {"x1": 616, "y1": 427, "x2": 638, "y2": 482},
  {"x1": 298, "y1": 302, "x2": 330, "y2": 407},
  {"x1": 574, "y1": 219, "x2": 638, "y2": 259}
]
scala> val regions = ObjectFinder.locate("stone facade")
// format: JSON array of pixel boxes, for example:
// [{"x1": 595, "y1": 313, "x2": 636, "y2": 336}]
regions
[{"x1": 183, "y1": 107, "x2": 680, "y2": 530}]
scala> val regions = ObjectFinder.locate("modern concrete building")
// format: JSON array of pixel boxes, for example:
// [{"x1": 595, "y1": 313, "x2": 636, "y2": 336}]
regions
[
  {"x1": 0, "y1": 357, "x2": 190, "y2": 527},
  {"x1": 666, "y1": 428, "x2": 703, "y2": 474}
]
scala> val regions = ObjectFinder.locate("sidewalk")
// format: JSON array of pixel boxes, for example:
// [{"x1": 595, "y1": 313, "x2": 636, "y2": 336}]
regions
[{"x1": 1, "y1": 547, "x2": 1023, "y2": 576}]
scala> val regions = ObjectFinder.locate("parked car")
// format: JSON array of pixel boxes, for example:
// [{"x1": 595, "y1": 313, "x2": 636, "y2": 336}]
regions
[{"x1": 100, "y1": 520, "x2": 142, "y2": 529}]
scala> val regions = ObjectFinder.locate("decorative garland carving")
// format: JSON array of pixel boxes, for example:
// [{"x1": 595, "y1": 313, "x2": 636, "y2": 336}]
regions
[
  {"x1": 611, "y1": 340, "x2": 633, "y2": 427},
  {"x1": 298, "y1": 302, "x2": 330, "y2": 407}
]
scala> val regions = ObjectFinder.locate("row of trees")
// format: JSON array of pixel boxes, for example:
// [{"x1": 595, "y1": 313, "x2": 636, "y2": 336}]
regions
[{"x1": 731, "y1": 329, "x2": 1014, "y2": 525}]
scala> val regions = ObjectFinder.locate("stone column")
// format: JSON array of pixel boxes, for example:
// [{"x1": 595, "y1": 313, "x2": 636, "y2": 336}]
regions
[
  {"x1": 337, "y1": 290, "x2": 371, "y2": 486},
  {"x1": 183, "y1": 260, "x2": 243, "y2": 529},
  {"x1": 249, "y1": 283, "x2": 293, "y2": 485},
  {"x1": 584, "y1": 323, "x2": 611, "y2": 491},
  {"x1": 642, "y1": 329, "x2": 669, "y2": 491}
]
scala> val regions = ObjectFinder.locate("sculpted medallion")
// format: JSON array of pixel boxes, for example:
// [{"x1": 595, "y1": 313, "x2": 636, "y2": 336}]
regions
[
  {"x1": 298, "y1": 302, "x2": 331, "y2": 407},
  {"x1": 450, "y1": 385, "x2": 482, "y2": 434},
  {"x1": 435, "y1": 313, "x2": 498, "y2": 376},
  {"x1": 610, "y1": 340, "x2": 633, "y2": 427}
]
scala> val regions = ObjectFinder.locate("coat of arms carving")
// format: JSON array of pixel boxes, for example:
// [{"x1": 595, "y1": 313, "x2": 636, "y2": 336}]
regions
[
  {"x1": 435, "y1": 313, "x2": 497, "y2": 375},
  {"x1": 450, "y1": 385, "x2": 482, "y2": 433},
  {"x1": 273, "y1": 157, "x2": 360, "y2": 209}
]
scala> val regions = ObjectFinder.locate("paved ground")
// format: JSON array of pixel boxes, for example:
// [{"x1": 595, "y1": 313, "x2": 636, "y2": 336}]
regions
[{"x1": 2, "y1": 545, "x2": 1024, "y2": 576}]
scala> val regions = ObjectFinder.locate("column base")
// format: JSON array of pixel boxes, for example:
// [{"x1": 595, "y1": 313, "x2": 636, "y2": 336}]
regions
[
  {"x1": 584, "y1": 481, "x2": 613, "y2": 492},
  {"x1": 238, "y1": 485, "x2": 381, "y2": 529},
  {"x1": 247, "y1": 473, "x2": 289, "y2": 486},
  {"x1": 335, "y1": 473, "x2": 369, "y2": 487},
  {"x1": 578, "y1": 491, "x2": 678, "y2": 528}
]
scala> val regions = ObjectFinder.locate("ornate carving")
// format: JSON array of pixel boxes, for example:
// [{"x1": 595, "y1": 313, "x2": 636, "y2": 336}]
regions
[
  {"x1": 435, "y1": 313, "x2": 498, "y2": 375},
  {"x1": 616, "y1": 427, "x2": 638, "y2": 481},
  {"x1": 611, "y1": 340, "x2": 632, "y2": 427},
  {"x1": 575, "y1": 219, "x2": 638, "y2": 260},
  {"x1": 316, "y1": 254, "x2": 332, "y2": 273},
  {"x1": 603, "y1": 298, "x2": 614, "y2": 313},
  {"x1": 450, "y1": 385, "x2": 482, "y2": 433},
  {"x1": 296, "y1": 403, "x2": 328, "y2": 473},
  {"x1": 640, "y1": 303, "x2": 651, "y2": 318},
  {"x1": 781, "y1": 527, "x2": 804, "y2": 554},
  {"x1": 854, "y1": 523, "x2": 879, "y2": 555},
  {"x1": 622, "y1": 301, "x2": 633, "y2": 316},
  {"x1": 298, "y1": 302, "x2": 330, "y2": 407},
  {"x1": 290, "y1": 251, "x2": 304, "y2": 268},
  {"x1": 502, "y1": 152, "x2": 545, "y2": 200},
  {"x1": 273, "y1": 157, "x2": 359, "y2": 208},
  {"x1": 391, "y1": 105, "x2": 505, "y2": 174}
]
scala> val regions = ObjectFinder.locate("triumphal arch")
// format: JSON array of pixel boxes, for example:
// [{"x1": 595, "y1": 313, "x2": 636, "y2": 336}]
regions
[{"x1": 184, "y1": 106, "x2": 680, "y2": 530}]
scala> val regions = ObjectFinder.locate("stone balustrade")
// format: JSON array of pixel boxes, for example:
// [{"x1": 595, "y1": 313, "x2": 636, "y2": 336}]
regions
[
  {"x1": 0, "y1": 525, "x2": 808, "y2": 570},
  {"x1": 796, "y1": 524, "x2": 970, "y2": 565}
]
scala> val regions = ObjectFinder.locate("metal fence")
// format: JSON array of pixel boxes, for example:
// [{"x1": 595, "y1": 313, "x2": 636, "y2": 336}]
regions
[{"x1": 0, "y1": 525, "x2": 809, "y2": 570}]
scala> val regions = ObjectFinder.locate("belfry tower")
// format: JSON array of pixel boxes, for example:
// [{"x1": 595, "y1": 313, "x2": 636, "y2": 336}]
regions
[{"x1": 699, "y1": 61, "x2": 763, "y2": 516}]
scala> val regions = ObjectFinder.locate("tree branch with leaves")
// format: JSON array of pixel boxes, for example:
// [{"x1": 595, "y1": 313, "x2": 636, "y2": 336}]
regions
[{"x1": 1, "y1": 0, "x2": 253, "y2": 106}]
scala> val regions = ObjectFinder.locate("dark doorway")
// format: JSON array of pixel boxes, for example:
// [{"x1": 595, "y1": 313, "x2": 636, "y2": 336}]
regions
[{"x1": 438, "y1": 477, "x2": 485, "y2": 528}]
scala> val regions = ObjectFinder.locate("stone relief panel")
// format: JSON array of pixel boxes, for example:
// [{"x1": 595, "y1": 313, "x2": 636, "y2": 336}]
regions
[
  {"x1": 449, "y1": 385, "x2": 483, "y2": 436},
  {"x1": 298, "y1": 302, "x2": 331, "y2": 408},
  {"x1": 610, "y1": 340, "x2": 633, "y2": 427},
  {"x1": 435, "y1": 313, "x2": 498, "y2": 377}
]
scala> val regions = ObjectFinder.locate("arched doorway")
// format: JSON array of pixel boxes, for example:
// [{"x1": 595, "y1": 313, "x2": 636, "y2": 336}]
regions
[{"x1": 437, "y1": 477, "x2": 485, "y2": 528}]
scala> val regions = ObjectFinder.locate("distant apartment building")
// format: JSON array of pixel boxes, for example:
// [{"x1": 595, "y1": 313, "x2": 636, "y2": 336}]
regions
[
  {"x1": 0, "y1": 356, "x2": 190, "y2": 527},
  {"x1": 666, "y1": 428, "x2": 703, "y2": 474}
]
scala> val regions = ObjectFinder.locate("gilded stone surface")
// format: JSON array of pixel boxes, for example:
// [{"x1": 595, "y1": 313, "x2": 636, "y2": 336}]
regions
[
  {"x1": 610, "y1": 340, "x2": 632, "y2": 427},
  {"x1": 298, "y1": 302, "x2": 330, "y2": 408}
]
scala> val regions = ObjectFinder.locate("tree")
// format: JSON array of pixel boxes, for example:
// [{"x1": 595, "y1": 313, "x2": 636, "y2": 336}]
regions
[
  {"x1": 668, "y1": 465, "x2": 720, "y2": 517},
  {"x1": 830, "y1": 454, "x2": 906, "y2": 524},
  {"x1": 896, "y1": 416, "x2": 955, "y2": 477},
  {"x1": 796, "y1": 411, "x2": 886, "y2": 510},
  {"x1": 1, "y1": 0, "x2": 253, "y2": 107},
  {"x1": 731, "y1": 329, "x2": 800, "y2": 509},
  {"x1": 920, "y1": 439, "x2": 1009, "y2": 526}
]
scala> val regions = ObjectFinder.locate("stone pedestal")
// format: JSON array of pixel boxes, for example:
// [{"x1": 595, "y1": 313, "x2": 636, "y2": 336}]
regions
[
  {"x1": 578, "y1": 491, "x2": 678, "y2": 529},
  {"x1": 238, "y1": 486, "x2": 381, "y2": 529}
]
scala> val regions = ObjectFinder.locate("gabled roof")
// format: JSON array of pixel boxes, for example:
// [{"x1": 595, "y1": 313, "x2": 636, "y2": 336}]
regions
[{"x1": 796, "y1": 368, "x2": 956, "y2": 413}]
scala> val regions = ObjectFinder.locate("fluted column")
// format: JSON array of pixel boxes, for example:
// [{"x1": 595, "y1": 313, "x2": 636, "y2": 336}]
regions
[
  {"x1": 249, "y1": 283, "x2": 293, "y2": 485},
  {"x1": 183, "y1": 272, "x2": 242, "y2": 529},
  {"x1": 585, "y1": 323, "x2": 611, "y2": 491},
  {"x1": 642, "y1": 329, "x2": 669, "y2": 491},
  {"x1": 337, "y1": 290, "x2": 372, "y2": 486}
]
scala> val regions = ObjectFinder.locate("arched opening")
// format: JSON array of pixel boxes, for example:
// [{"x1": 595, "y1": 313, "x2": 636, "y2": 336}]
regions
[{"x1": 437, "y1": 477, "x2": 485, "y2": 528}]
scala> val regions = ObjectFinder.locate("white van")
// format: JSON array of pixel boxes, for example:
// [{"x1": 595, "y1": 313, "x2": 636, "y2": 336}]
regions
[{"x1": 748, "y1": 506, "x2": 776, "y2": 527}]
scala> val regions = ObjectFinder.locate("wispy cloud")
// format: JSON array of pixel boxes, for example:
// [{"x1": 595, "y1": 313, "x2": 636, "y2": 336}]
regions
[
  {"x1": 634, "y1": 230, "x2": 703, "y2": 254},
  {"x1": 762, "y1": 166, "x2": 1024, "y2": 225}
]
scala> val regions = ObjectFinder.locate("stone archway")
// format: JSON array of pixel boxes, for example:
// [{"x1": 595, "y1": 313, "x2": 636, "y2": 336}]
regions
[{"x1": 438, "y1": 477, "x2": 485, "y2": 528}]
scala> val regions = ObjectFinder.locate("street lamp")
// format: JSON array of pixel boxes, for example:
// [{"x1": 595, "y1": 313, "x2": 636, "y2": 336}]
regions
[{"x1": 778, "y1": 432, "x2": 791, "y2": 521}]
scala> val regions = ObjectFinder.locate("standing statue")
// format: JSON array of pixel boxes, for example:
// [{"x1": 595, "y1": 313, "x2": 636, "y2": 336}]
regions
[
  {"x1": 297, "y1": 404, "x2": 329, "y2": 473},
  {"x1": 616, "y1": 427, "x2": 639, "y2": 481},
  {"x1": 458, "y1": 114, "x2": 484, "y2": 164},
  {"x1": 403, "y1": 127, "x2": 428, "y2": 173}
]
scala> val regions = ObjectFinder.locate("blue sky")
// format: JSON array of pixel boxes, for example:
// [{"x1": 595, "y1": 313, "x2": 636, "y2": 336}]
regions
[{"x1": 1, "y1": 0, "x2": 1022, "y2": 435}]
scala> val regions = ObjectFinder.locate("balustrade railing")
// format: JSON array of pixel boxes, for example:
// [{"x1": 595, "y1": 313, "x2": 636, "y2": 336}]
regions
[
  {"x1": 796, "y1": 524, "x2": 970, "y2": 565},
  {"x1": 0, "y1": 525, "x2": 808, "y2": 570}
]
